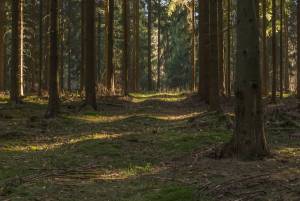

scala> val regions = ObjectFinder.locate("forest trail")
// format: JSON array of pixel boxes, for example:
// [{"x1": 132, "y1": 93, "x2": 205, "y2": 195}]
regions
[{"x1": 0, "y1": 93, "x2": 300, "y2": 201}]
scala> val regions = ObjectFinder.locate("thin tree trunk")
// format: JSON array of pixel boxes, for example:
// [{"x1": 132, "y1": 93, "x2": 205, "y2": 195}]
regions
[
  {"x1": 67, "y1": 1, "x2": 71, "y2": 91},
  {"x1": 198, "y1": 0, "x2": 210, "y2": 102},
  {"x1": 271, "y1": 0, "x2": 277, "y2": 102},
  {"x1": 38, "y1": 0, "x2": 43, "y2": 96},
  {"x1": 262, "y1": 0, "x2": 268, "y2": 96},
  {"x1": 209, "y1": 0, "x2": 220, "y2": 110},
  {"x1": 84, "y1": 0, "x2": 97, "y2": 109},
  {"x1": 218, "y1": 0, "x2": 224, "y2": 96},
  {"x1": 279, "y1": 0, "x2": 284, "y2": 98},
  {"x1": 134, "y1": 0, "x2": 139, "y2": 91},
  {"x1": 157, "y1": 0, "x2": 161, "y2": 91},
  {"x1": 106, "y1": 0, "x2": 115, "y2": 93},
  {"x1": 46, "y1": 0, "x2": 60, "y2": 118},
  {"x1": 59, "y1": 0, "x2": 64, "y2": 92},
  {"x1": 80, "y1": 1, "x2": 85, "y2": 93},
  {"x1": 284, "y1": 6, "x2": 289, "y2": 92},
  {"x1": 122, "y1": 0, "x2": 129, "y2": 96},
  {"x1": 226, "y1": 0, "x2": 231, "y2": 96},
  {"x1": 0, "y1": 0, "x2": 5, "y2": 91},
  {"x1": 11, "y1": 0, "x2": 22, "y2": 103},
  {"x1": 297, "y1": 0, "x2": 300, "y2": 99},
  {"x1": 147, "y1": 0, "x2": 152, "y2": 91},
  {"x1": 191, "y1": 0, "x2": 196, "y2": 92}
]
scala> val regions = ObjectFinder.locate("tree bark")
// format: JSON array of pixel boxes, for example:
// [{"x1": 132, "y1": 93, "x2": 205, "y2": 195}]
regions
[
  {"x1": 226, "y1": 0, "x2": 231, "y2": 96},
  {"x1": 198, "y1": 0, "x2": 210, "y2": 102},
  {"x1": 279, "y1": 0, "x2": 284, "y2": 98},
  {"x1": 147, "y1": 0, "x2": 152, "y2": 91},
  {"x1": 271, "y1": 0, "x2": 277, "y2": 102},
  {"x1": 157, "y1": 0, "x2": 161, "y2": 91},
  {"x1": 133, "y1": 0, "x2": 140, "y2": 91},
  {"x1": 218, "y1": 0, "x2": 225, "y2": 96},
  {"x1": 222, "y1": 0, "x2": 269, "y2": 159},
  {"x1": 0, "y1": 0, "x2": 5, "y2": 91},
  {"x1": 191, "y1": 0, "x2": 196, "y2": 92},
  {"x1": 46, "y1": 0, "x2": 60, "y2": 118},
  {"x1": 122, "y1": 0, "x2": 129, "y2": 96},
  {"x1": 38, "y1": 0, "x2": 44, "y2": 96},
  {"x1": 262, "y1": 0, "x2": 268, "y2": 96},
  {"x1": 297, "y1": 0, "x2": 300, "y2": 99},
  {"x1": 84, "y1": 0, "x2": 97, "y2": 109}
]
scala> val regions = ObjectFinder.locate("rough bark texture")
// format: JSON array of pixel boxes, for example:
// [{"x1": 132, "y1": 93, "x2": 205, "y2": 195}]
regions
[
  {"x1": 80, "y1": 1, "x2": 85, "y2": 93},
  {"x1": 298, "y1": 0, "x2": 300, "y2": 99},
  {"x1": 0, "y1": 1, "x2": 5, "y2": 91},
  {"x1": 84, "y1": 0, "x2": 97, "y2": 109},
  {"x1": 218, "y1": 0, "x2": 224, "y2": 96},
  {"x1": 198, "y1": 0, "x2": 210, "y2": 102},
  {"x1": 46, "y1": 0, "x2": 60, "y2": 118},
  {"x1": 226, "y1": 0, "x2": 231, "y2": 96},
  {"x1": 157, "y1": 1, "x2": 161, "y2": 91},
  {"x1": 11, "y1": 0, "x2": 22, "y2": 103},
  {"x1": 280, "y1": 0, "x2": 284, "y2": 98},
  {"x1": 38, "y1": 0, "x2": 43, "y2": 96},
  {"x1": 133, "y1": 0, "x2": 140, "y2": 91},
  {"x1": 191, "y1": 0, "x2": 196, "y2": 92},
  {"x1": 222, "y1": 0, "x2": 269, "y2": 159}
]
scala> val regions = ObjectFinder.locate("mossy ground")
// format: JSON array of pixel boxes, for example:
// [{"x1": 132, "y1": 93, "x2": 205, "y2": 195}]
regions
[{"x1": 0, "y1": 93, "x2": 299, "y2": 201}]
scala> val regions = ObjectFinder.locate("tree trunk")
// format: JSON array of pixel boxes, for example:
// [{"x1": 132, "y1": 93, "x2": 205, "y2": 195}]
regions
[
  {"x1": 0, "y1": 0, "x2": 5, "y2": 91},
  {"x1": 133, "y1": 0, "x2": 139, "y2": 91},
  {"x1": 262, "y1": 0, "x2": 268, "y2": 96},
  {"x1": 209, "y1": 0, "x2": 220, "y2": 110},
  {"x1": 284, "y1": 6, "x2": 289, "y2": 92},
  {"x1": 59, "y1": 0, "x2": 64, "y2": 91},
  {"x1": 218, "y1": 0, "x2": 225, "y2": 96},
  {"x1": 157, "y1": 0, "x2": 161, "y2": 91},
  {"x1": 122, "y1": 0, "x2": 129, "y2": 96},
  {"x1": 46, "y1": 0, "x2": 60, "y2": 118},
  {"x1": 198, "y1": 0, "x2": 210, "y2": 102},
  {"x1": 67, "y1": 1, "x2": 71, "y2": 91},
  {"x1": 147, "y1": 0, "x2": 152, "y2": 91},
  {"x1": 106, "y1": 0, "x2": 115, "y2": 93},
  {"x1": 80, "y1": 1, "x2": 85, "y2": 93},
  {"x1": 279, "y1": 0, "x2": 284, "y2": 98},
  {"x1": 222, "y1": 0, "x2": 269, "y2": 159},
  {"x1": 297, "y1": 0, "x2": 300, "y2": 99},
  {"x1": 38, "y1": 0, "x2": 43, "y2": 96},
  {"x1": 226, "y1": 0, "x2": 231, "y2": 96},
  {"x1": 271, "y1": 0, "x2": 277, "y2": 102},
  {"x1": 191, "y1": 0, "x2": 196, "y2": 92},
  {"x1": 11, "y1": 0, "x2": 22, "y2": 103},
  {"x1": 84, "y1": 0, "x2": 97, "y2": 109}
]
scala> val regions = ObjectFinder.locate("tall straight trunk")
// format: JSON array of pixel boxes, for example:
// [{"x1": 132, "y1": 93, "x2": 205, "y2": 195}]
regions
[
  {"x1": 218, "y1": 0, "x2": 224, "y2": 96},
  {"x1": 279, "y1": 0, "x2": 284, "y2": 98},
  {"x1": 80, "y1": 1, "x2": 85, "y2": 93},
  {"x1": 297, "y1": 0, "x2": 300, "y2": 99},
  {"x1": 44, "y1": 0, "x2": 50, "y2": 92},
  {"x1": 97, "y1": 8, "x2": 101, "y2": 83},
  {"x1": 84, "y1": 0, "x2": 97, "y2": 109},
  {"x1": 38, "y1": 0, "x2": 43, "y2": 96},
  {"x1": 133, "y1": 0, "x2": 139, "y2": 91},
  {"x1": 59, "y1": 0, "x2": 64, "y2": 91},
  {"x1": 198, "y1": 0, "x2": 210, "y2": 102},
  {"x1": 209, "y1": 0, "x2": 220, "y2": 110},
  {"x1": 191, "y1": 0, "x2": 196, "y2": 91},
  {"x1": 0, "y1": 0, "x2": 5, "y2": 91},
  {"x1": 147, "y1": 0, "x2": 152, "y2": 91},
  {"x1": 284, "y1": 7, "x2": 289, "y2": 92},
  {"x1": 226, "y1": 0, "x2": 231, "y2": 96},
  {"x1": 46, "y1": 0, "x2": 60, "y2": 118},
  {"x1": 67, "y1": 1, "x2": 71, "y2": 91},
  {"x1": 122, "y1": 0, "x2": 129, "y2": 96},
  {"x1": 11, "y1": 0, "x2": 22, "y2": 103},
  {"x1": 271, "y1": 0, "x2": 277, "y2": 102},
  {"x1": 222, "y1": 0, "x2": 269, "y2": 159},
  {"x1": 262, "y1": 0, "x2": 268, "y2": 96},
  {"x1": 20, "y1": 0, "x2": 24, "y2": 96},
  {"x1": 157, "y1": 1, "x2": 161, "y2": 91},
  {"x1": 106, "y1": 0, "x2": 115, "y2": 93}
]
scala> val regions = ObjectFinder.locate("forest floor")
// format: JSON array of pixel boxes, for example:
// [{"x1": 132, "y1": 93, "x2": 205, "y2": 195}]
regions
[{"x1": 0, "y1": 93, "x2": 300, "y2": 201}]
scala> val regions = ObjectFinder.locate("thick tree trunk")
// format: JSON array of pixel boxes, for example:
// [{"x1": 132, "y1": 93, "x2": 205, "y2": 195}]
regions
[
  {"x1": 147, "y1": 0, "x2": 152, "y2": 91},
  {"x1": 106, "y1": 0, "x2": 115, "y2": 93},
  {"x1": 222, "y1": 0, "x2": 269, "y2": 159},
  {"x1": 262, "y1": 0, "x2": 268, "y2": 96},
  {"x1": 198, "y1": 0, "x2": 210, "y2": 102},
  {"x1": 38, "y1": 0, "x2": 43, "y2": 96},
  {"x1": 0, "y1": 1, "x2": 5, "y2": 91},
  {"x1": 218, "y1": 0, "x2": 224, "y2": 96},
  {"x1": 271, "y1": 0, "x2": 277, "y2": 102},
  {"x1": 209, "y1": 0, "x2": 220, "y2": 110},
  {"x1": 11, "y1": 0, "x2": 22, "y2": 103},
  {"x1": 122, "y1": 0, "x2": 129, "y2": 96},
  {"x1": 84, "y1": 0, "x2": 97, "y2": 109},
  {"x1": 59, "y1": 0, "x2": 64, "y2": 91},
  {"x1": 46, "y1": 0, "x2": 60, "y2": 118},
  {"x1": 284, "y1": 7, "x2": 289, "y2": 92}
]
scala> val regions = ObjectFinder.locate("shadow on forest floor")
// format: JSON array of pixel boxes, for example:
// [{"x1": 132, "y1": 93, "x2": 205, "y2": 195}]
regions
[{"x1": 0, "y1": 93, "x2": 300, "y2": 201}]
